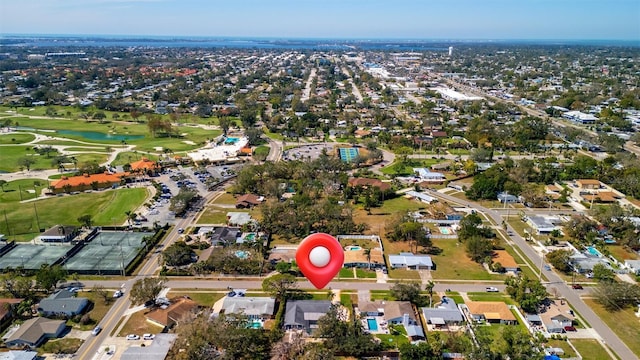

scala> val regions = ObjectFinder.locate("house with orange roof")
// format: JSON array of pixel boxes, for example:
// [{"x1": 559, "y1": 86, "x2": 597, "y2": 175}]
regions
[
  {"x1": 466, "y1": 301, "x2": 517, "y2": 325},
  {"x1": 492, "y1": 250, "x2": 519, "y2": 274},
  {"x1": 129, "y1": 158, "x2": 159, "y2": 174},
  {"x1": 145, "y1": 297, "x2": 199, "y2": 330},
  {"x1": 238, "y1": 146, "x2": 253, "y2": 156},
  {"x1": 50, "y1": 172, "x2": 128, "y2": 194},
  {"x1": 347, "y1": 177, "x2": 391, "y2": 191}
]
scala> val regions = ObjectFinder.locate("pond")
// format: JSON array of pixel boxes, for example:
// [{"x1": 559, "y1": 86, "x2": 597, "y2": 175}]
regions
[{"x1": 57, "y1": 130, "x2": 144, "y2": 141}]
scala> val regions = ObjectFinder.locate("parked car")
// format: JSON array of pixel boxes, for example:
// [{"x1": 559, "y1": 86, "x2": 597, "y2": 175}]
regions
[
  {"x1": 126, "y1": 334, "x2": 140, "y2": 340},
  {"x1": 113, "y1": 290, "x2": 122, "y2": 298},
  {"x1": 486, "y1": 287, "x2": 499, "y2": 292},
  {"x1": 571, "y1": 284, "x2": 583, "y2": 290},
  {"x1": 91, "y1": 326, "x2": 102, "y2": 336},
  {"x1": 564, "y1": 326, "x2": 577, "y2": 332},
  {"x1": 143, "y1": 334, "x2": 155, "y2": 340}
]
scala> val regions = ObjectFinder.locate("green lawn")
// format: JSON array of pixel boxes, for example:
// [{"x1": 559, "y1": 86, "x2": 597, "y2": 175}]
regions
[
  {"x1": 355, "y1": 269, "x2": 377, "y2": 278},
  {"x1": 197, "y1": 206, "x2": 233, "y2": 224},
  {"x1": 0, "y1": 132, "x2": 35, "y2": 144},
  {"x1": 376, "y1": 333, "x2": 410, "y2": 349},
  {"x1": 339, "y1": 268, "x2": 355, "y2": 278},
  {"x1": 583, "y1": 299, "x2": 640, "y2": 356},
  {"x1": 166, "y1": 291, "x2": 225, "y2": 307},
  {"x1": 340, "y1": 293, "x2": 353, "y2": 310},
  {"x1": 111, "y1": 151, "x2": 160, "y2": 166},
  {"x1": 544, "y1": 339, "x2": 577, "y2": 358},
  {"x1": 0, "y1": 145, "x2": 63, "y2": 172},
  {"x1": 374, "y1": 197, "x2": 425, "y2": 215},
  {"x1": 572, "y1": 339, "x2": 614, "y2": 360},
  {"x1": 39, "y1": 338, "x2": 83, "y2": 355},
  {"x1": 254, "y1": 146, "x2": 270, "y2": 157},
  {"x1": 430, "y1": 239, "x2": 505, "y2": 280},
  {"x1": 0, "y1": 185, "x2": 147, "y2": 240},
  {"x1": 466, "y1": 292, "x2": 515, "y2": 305},
  {"x1": 443, "y1": 292, "x2": 465, "y2": 304}
]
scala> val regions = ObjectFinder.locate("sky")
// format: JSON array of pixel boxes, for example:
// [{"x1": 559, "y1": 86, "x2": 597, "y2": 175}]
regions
[{"x1": 0, "y1": 0, "x2": 639, "y2": 40}]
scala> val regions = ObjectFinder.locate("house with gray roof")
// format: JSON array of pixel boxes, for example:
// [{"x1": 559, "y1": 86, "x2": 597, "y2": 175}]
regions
[
  {"x1": 0, "y1": 351, "x2": 38, "y2": 360},
  {"x1": 37, "y1": 289, "x2": 89, "y2": 318},
  {"x1": 219, "y1": 297, "x2": 276, "y2": 320},
  {"x1": 389, "y1": 253, "x2": 433, "y2": 270},
  {"x1": 121, "y1": 333, "x2": 177, "y2": 360},
  {"x1": 4, "y1": 317, "x2": 66, "y2": 349},
  {"x1": 283, "y1": 300, "x2": 332, "y2": 334},
  {"x1": 422, "y1": 296, "x2": 464, "y2": 328},
  {"x1": 209, "y1": 226, "x2": 241, "y2": 245}
]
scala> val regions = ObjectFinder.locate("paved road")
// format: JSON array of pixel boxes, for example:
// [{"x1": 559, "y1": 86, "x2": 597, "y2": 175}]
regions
[
  {"x1": 424, "y1": 189, "x2": 638, "y2": 360},
  {"x1": 74, "y1": 191, "x2": 223, "y2": 359}
]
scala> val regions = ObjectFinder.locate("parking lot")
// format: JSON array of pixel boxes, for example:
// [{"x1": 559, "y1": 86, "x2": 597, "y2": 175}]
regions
[{"x1": 282, "y1": 143, "x2": 334, "y2": 162}]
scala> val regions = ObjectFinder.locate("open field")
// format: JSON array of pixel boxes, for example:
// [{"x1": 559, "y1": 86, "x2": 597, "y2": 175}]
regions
[
  {"x1": 430, "y1": 239, "x2": 504, "y2": 280},
  {"x1": 111, "y1": 151, "x2": 160, "y2": 166},
  {"x1": 117, "y1": 310, "x2": 160, "y2": 337},
  {"x1": 571, "y1": 339, "x2": 614, "y2": 360},
  {"x1": 0, "y1": 145, "x2": 62, "y2": 172},
  {"x1": 0, "y1": 132, "x2": 35, "y2": 144},
  {"x1": 582, "y1": 299, "x2": 640, "y2": 356},
  {"x1": 75, "y1": 291, "x2": 114, "y2": 330},
  {"x1": 166, "y1": 291, "x2": 225, "y2": 307},
  {"x1": 544, "y1": 339, "x2": 577, "y2": 358},
  {"x1": 0, "y1": 185, "x2": 147, "y2": 241}
]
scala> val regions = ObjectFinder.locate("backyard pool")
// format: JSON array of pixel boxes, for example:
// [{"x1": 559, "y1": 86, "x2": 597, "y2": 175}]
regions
[
  {"x1": 225, "y1": 137, "x2": 240, "y2": 144},
  {"x1": 367, "y1": 318, "x2": 378, "y2": 331},
  {"x1": 235, "y1": 250, "x2": 250, "y2": 259},
  {"x1": 439, "y1": 227, "x2": 454, "y2": 235},
  {"x1": 586, "y1": 246, "x2": 603, "y2": 257},
  {"x1": 345, "y1": 245, "x2": 363, "y2": 251}
]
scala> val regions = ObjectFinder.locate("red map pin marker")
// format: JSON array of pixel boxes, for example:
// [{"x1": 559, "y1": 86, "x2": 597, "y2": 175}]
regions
[{"x1": 296, "y1": 233, "x2": 344, "y2": 289}]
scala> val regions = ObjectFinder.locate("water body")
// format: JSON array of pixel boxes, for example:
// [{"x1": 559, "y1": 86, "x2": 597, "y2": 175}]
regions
[{"x1": 57, "y1": 129, "x2": 143, "y2": 141}]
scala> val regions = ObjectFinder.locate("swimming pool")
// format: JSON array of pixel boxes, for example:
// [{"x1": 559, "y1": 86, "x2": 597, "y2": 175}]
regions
[
  {"x1": 225, "y1": 137, "x2": 239, "y2": 144},
  {"x1": 345, "y1": 245, "x2": 362, "y2": 251},
  {"x1": 367, "y1": 318, "x2": 378, "y2": 331},
  {"x1": 586, "y1": 246, "x2": 602, "y2": 257},
  {"x1": 235, "y1": 250, "x2": 250, "y2": 259},
  {"x1": 244, "y1": 233, "x2": 256, "y2": 241},
  {"x1": 439, "y1": 227, "x2": 451, "y2": 235}
]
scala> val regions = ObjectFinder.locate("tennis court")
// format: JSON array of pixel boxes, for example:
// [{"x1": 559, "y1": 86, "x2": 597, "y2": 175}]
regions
[
  {"x1": 64, "y1": 230, "x2": 153, "y2": 274},
  {"x1": 339, "y1": 147, "x2": 359, "y2": 162},
  {"x1": 0, "y1": 244, "x2": 69, "y2": 270}
]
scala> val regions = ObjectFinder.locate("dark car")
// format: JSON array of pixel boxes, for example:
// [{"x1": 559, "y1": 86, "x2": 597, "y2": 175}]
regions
[
  {"x1": 564, "y1": 326, "x2": 577, "y2": 332},
  {"x1": 571, "y1": 284, "x2": 583, "y2": 290}
]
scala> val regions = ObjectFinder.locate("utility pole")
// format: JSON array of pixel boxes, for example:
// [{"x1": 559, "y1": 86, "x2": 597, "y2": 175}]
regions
[{"x1": 33, "y1": 202, "x2": 41, "y2": 232}]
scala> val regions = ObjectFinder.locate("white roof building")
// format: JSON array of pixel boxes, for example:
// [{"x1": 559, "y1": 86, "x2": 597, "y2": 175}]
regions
[{"x1": 389, "y1": 253, "x2": 433, "y2": 270}]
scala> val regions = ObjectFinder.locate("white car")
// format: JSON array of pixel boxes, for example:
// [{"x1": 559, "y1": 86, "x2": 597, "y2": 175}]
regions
[
  {"x1": 126, "y1": 334, "x2": 140, "y2": 340},
  {"x1": 143, "y1": 333, "x2": 155, "y2": 340},
  {"x1": 113, "y1": 290, "x2": 122, "y2": 298},
  {"x1": 486, "y1": 287, "x2": 499, "y2": 292}
]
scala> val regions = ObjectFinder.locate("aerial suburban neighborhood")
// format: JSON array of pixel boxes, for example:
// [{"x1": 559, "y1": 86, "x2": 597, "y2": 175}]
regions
[{"x1": 0, "y1": 34, "x2": 638, "y2": 360}]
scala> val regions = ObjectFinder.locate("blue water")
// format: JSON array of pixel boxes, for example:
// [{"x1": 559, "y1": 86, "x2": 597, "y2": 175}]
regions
[
  {"x1": 235, "y1": 250, "x2": 249, "y2": 259},
  {"x1": 587, "y1": 246, "x2": 601, "y2": 257},
  {"x1": 367, "y1": 318, "x2": 378, "y2": 331},
  {"x1": 225, "y1": 137, "x2": 239, "y2": 144},
  {"x1": 57, "y1": 130, "x2": 143, "y2": 141}
]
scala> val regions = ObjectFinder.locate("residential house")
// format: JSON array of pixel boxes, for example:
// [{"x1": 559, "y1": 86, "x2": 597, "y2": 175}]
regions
[
  {"x1": 226, "y1": 212, "x2": 253, "y2": 227},
  {"x1": 539, "y1": 300, "x2": 575, "y2": 334},
  {"x1": 497, "y1": 192, "x2": 519, "y2": 204},
  {"x1": 389, "y1": 253, "x2": 433, "y2": 270},
  {"x1": 343, "y1": 247, "x2": 384, "y2": 269},
  {"x1": 37, "y1": 225, "x2": 79, "y2": 243},
  {"x1": 219, "y1": 297, "x2": 276, "y2": 321},
  {"x1": 347, "y1": 178, "x2": 392, "y2": 192},
  {"x1": 580, "y1": 192, "x2": 622, "y2": 204},
  {"x1": 37, "y1": 289, "x2": 89, "y2": 318},
  {"x1": 465, "y1": 301, "x2": 517, "y2": 325},
  {"x1": 209, "y1": 226, "x2": 241, "y2": 246},
  {"x1": 569, "y1": 252, "x2": 612, "y2": 274},
  {"x1": 422, "y1": 297, "x2": 464, "y2": 328},
  {"x1": 4, "y1": 317, "x2": 66, "y2": 349},
  {"x1": 413, "y1": 168, "x2": 446, "y2": 182},
  {"x1": 121, "y1": 333, "x2": 177, "y2": 360},
  {"x1": 145, "y1": 297, "x2": 199, "y2": 330},
  {"x1": 405, "y1": 191, "x2": 437, "y2": 204},
  {"x1": 283, "y1": 300, "x2": 332, "y2": 334},
  {"x1": 0, "y1": 351, "x2": 38, "y2": 360},
  {"x1": 235, "y1": 194, "x2": 263, "y2": 209},
  {"x1": 492, "y1": 250, "x2": 519, "y2": 274},
  {"x1": 0, "y1": 298, "x2": 23, "y2": 330},
  {"x1": 50, "y1": 172, "x2": 127, "y2": 194},
  {"x1": 360, "y1": 301, "x2": 425, "y2": 342},
  {"x1": 623, "y1": 260, "x2": 640, "y2": 275},
  {"x1": 575, "y1": 179, "x2": 602, "y2": 190},
  {"x1": 524, "y1": 215, "x2": 562, "y2": 235}
]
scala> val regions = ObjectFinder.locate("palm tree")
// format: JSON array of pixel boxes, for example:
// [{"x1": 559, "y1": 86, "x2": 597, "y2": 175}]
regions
[
  {"x1": 425, "y1": 280, "x2": 435, "y2": 307},
  {"x1": 364, "y1": 248, "x2": 371, "y2": 270}
]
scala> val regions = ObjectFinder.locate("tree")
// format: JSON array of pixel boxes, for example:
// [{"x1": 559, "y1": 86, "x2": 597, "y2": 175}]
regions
[
  {"x1": 593, "y1": 282, "x2": 640, "y2": 311},
  {"x1": 465, "y1": 235, "x2": 493, "y2": 263},
  {"x1": 592, "y1": 263, "x2": 615, "y2": 283},
  {"x1": 77, "y1": 214, "x2": 93, "y2": 229},
  {"x1": 218, "y1": 117, "x2": 232, "y2": 135},
  {"x1": 545, "y1": 249, "x2": 572, "y2": 273},
  {"x1": 129, "y1": 277, "x2": 166, "y2": 305},
  {"x1": 505, "y1": 275, "x2": 547, "y2": 313},
  {"x1": 390, "y1": 282, "x2": 426, "y2": 306},
  {"x1": 399, "y1": 342, "x2": 441, "y2": 360},
  {"x1": 316, "y1": 305, "x2": 379, "y2": 356},
  {"x1": 1, "y1": 274, "x2": 34, "y2": 299},
  {"x1": 162, "y1": 241, "x2": 194, "y2": 267},
  {"x1": 0, "y1": 180, "x2": 7, "y2": 192},
  {"x1": 425, "y1": 280, "x2": 435, "y2": 307},
  {"x1": 92, "y1": 284, "x2": 111, "y2": 305},
  {"x1": 262, "y1": 273, "x2": 298, "y2": 300},
  {"x1": 275, "y1": 261, "x2": 292, "y2": 274},
  {"x1": 35, "y1": 264, "x2": 67, "y2": 293},
  {"x1": 17, "y1": 157, "x2": 36, "y2": 171}
]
